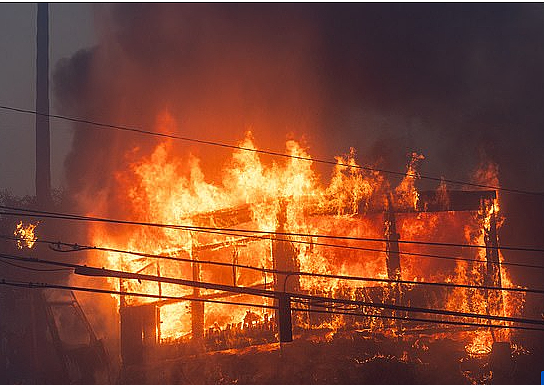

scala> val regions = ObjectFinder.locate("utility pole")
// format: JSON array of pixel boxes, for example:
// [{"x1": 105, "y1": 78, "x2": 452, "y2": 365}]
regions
[
  {"x1": 36, "y1": 2, "x2": 51, "y2": 208},
  {"x1": 31, "y1": 5, "x2": 52, "y2": 383}
]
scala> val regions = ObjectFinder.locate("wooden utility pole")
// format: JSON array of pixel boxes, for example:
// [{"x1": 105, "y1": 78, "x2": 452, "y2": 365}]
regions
[
  {"x1": 191, "y1": 246, "x2": 205, "y2": 346},
  {"x1": 36, "y1": 2, "x2": 51, "y2": 208}
]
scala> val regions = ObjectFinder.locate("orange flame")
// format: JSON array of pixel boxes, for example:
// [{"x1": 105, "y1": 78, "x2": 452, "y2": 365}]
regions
[
  {"x1": 80, "y1": 113, "x2": 524, "y2": 346},
  {"x1": 14, "y1": 221, "x2": 38, "y2": 249}
]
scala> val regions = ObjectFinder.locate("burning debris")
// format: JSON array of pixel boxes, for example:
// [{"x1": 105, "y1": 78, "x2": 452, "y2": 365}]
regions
[{"x1": 14, "y1": 221, "x2": 38, "y2": 249}]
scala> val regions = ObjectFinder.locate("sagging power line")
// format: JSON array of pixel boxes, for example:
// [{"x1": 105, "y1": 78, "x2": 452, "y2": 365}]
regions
[
  {"x1": 1, "y1": 104, "x2": 542, "y2": 197},
  {"x1": 1, "y1": 278, "x2": 542, "y2": 332},
  {"x1": 1, "y1": 278, "x2": 541, "y2": 332},
  {"x1": 1, "y1": 252, "x2": 543, "y2": 327},
  {"x1": 0, "y1": 278, "x2": 274, "y2": 310},
  {"x1": 3, "y1": 205, "x2": 544, "y2": 253},
  {"x1": 4, "y1": 228, "x2": 544, "y2": 271},
  {"x1": 2, "y1": 237, "x2": 543, "y2": 294}
]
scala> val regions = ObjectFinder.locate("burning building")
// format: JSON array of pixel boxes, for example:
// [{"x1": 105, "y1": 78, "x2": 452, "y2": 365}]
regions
[
  {"x1": 36, "y1": 4, "x2": 544, "y2": 383},
  {"x1": 60, "y1": 122, "x2": 526, "y2": 383}
]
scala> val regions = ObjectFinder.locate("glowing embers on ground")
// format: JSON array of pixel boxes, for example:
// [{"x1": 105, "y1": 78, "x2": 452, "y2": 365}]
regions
[{"x1": 82, "y1": 113, "x2": 523, "y2": 350}]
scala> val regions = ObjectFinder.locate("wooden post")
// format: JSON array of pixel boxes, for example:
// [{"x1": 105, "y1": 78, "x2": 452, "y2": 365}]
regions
[
  {"x1": 384, "y1": 197, "x2": 403, "y2": 332},
  {"x1": 191, "y1": 246, "x2": 204, "y2": 345},
  {"x1": 156, "y1": 261, "x2": 162, "y2": 342},
  {"x1": 232, "y1": 248, "x2": 238, "y2": 286},
  {"x1": 483, "y1": 202, "x2": 505, "y2": 318},
  {"x1": 278, "y1": 293, "x2": 293, "y2": 343},
  {"x1": 272, "y1": 201, "x2": 299, "y2": 340},
  {"x1": 36, "y1": 3, "x2": 51, "y2": 208}
]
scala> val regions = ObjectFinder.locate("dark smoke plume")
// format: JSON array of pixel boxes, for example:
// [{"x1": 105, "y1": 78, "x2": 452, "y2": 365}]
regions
[{"x1": 54, "y1": 4, "x2": 544, "y2": 289}]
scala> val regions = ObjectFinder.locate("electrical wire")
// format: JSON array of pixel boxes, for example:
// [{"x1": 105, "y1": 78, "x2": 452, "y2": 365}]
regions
[
  {"x1": 1, "y1": 104, "x2": 542, "y2": 197},
  {"x1": 1, "y1": 278, "x2": 539, "y2": 333},
  {"x1": 0, "y1": 278, "x2": 275, "y2": 310},
  {"x1": 0, "y1": 258, "x2": 71, "y2": 272},
  {"x1": 0, "y1": 276, "x2": 542, "y2": 332},
  {"x1": 290, "y1": 307, "x2": 544, "y2": 332},
  {"x1": 3, "y1": 205, "x2": 544, "y2": 253},
  {"x1": 0, "y1": 252, "x2": 542, "y2": 328},
  {"x1": 288, "y1": 291, "x2": 544, "y2": 327},
  {"x1": 3, "y1": 232, "x2": 544, "y2": 273},
  {"x1": 1, "y1": 239, "x2": 543, "y2": 295}
]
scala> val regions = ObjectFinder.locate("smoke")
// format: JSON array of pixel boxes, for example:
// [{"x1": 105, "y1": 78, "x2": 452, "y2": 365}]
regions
[
  {"x1": 54, "y1": 4, "x2": 327, "y2": 213},
  {"x1": 53, "y1": 4, "x2": 544, "y2": 286}
]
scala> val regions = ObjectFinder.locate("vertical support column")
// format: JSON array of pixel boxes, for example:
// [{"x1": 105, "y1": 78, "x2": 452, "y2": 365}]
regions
[
  {"x1": 272, "y1": 201, "x2": 299, "y2": 293},
  {"x1": 384, "y1": 198, "x2": 403, "y2": 331},
  {"x1": 484, "y1": 202, "x2": 504, "y2": 317},
  {"x1": 36, "y1": 3, "x2": 51, "y2": 208},
  {"x1": 272, "y1": 200, "x2": 298, "y2": 341},
  {"x1": 119, "y1": 277, "x2": 126, "y2": 365},
  {"x1": 156, "y1": 262, "x2": 162, "y2": 342},
  {"x1": 191, "y1": 247, "x2": 204, "y2": 346},
  {"x1": 384, "y1": 206, "x2": 402, "y2": 282},
  {"x1": 232, "y1": 248, "x2": 238, "y2": 286},
  {"x1": 277, "y1": 293, "x2": 293, "y2": 343}
]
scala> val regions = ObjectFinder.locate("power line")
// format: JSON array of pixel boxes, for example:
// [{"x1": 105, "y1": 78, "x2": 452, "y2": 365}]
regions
[
  {"x1": 4, "y1": 233, "x2": 542, "y2": 287},
  {"x1": 290, "y1": 307, "x2": 544, "y2": 332},
  {"x1": 289, "y1": 291, "x2": 544, "y2": 327},
  {"x1": 1, "y1": 104, "x2": 542, "y2": 197},
  {"x1": 3, "y1": 205, "x2": 544, "y2": 253},
  {"x1": 285, "y1": 270, "x2": 543, "y2": 295},
  {"x1": 1, "y1": 278, "x2": 540, "y2": 332},
  {"x1": 0, "y1": 278, "x2": 274, "y2": 310},
  {"x1": 1, "y1": 252, "x2": 542, "y2": 328},
  {"x1": 6, "y1": 228, "x2": 542, "y2": 272},
  {"x1": 3, "y1": 233, "x2": 544, "y2": 280},
  {"x1": 0, "y1": 258, "x2": 70, "y2": 272},
  {"x1": 1, "y1": 247, "x2": 542, "y2": 295}
]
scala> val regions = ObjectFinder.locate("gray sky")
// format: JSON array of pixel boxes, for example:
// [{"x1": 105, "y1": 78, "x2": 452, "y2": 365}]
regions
[
  {"x1": 0, "y1": 3, "x2": 95, "y2": 196},
  {"x1": 2, "y1": 4, "x2": 544, "y2": 200}
]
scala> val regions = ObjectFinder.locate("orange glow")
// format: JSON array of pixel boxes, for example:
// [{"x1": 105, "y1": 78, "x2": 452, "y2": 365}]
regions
[
  {"x1": 465, "y1": 331, "x2": 493, "y2": 357},
  {"x1": 14, "y1": 221, "x2": 38, "y2": 249},
  {"x1": 83, "y1": 112, "x2": 524, "y2": 347}
]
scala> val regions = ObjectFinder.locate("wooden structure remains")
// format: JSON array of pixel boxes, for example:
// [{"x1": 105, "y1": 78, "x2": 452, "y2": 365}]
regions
[{"x1": 117, "y1": 190, "x2": 503, "y2": 367}]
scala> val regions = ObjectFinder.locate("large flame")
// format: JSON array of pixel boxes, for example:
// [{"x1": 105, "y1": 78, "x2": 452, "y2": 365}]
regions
[
  {"x1": 82, "y1": 112, "x2": 523, "y2": 348},
  {"x1": 14, "y1": 221, "x2": 38, "y2": 249}
]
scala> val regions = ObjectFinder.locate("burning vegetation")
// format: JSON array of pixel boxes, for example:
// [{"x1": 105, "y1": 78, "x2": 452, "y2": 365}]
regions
[{"x1": 14, "y1": 221, "x2": 38, "y2": 249}]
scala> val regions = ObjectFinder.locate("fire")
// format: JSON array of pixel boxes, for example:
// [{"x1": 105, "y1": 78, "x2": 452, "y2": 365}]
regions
[
  {"x1": 81, "y1": 112, "x2": 524, "y2": 349},
  {"x1": 465, "y1": 331, "x2": 493, "y2": 357},
  {"x1": 14, "y1": 221, "x2": 38, "y2": 249},
  {"x1": 395, "y1": 152, "x2": 424, "y2": 211}
]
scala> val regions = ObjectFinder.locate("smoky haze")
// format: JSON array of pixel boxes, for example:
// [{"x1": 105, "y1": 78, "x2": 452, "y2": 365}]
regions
[{"x1": 53, "y1": 4, "x2": 544, "y2": 288}]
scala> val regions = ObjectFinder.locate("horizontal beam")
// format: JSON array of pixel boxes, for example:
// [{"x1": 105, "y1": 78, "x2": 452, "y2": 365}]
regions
[
  {"x1": 184, "y1": 190, "x2": 497, "y2": 229},
  {"x1": 73, "y1": 265, "x2": 544, "y2": 327}
]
